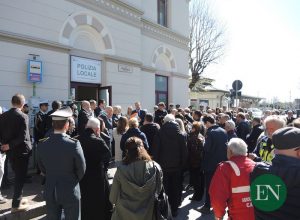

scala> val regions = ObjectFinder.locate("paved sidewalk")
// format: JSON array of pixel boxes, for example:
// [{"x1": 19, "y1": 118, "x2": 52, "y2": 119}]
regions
[{"x1": 0, "y1": 168, "x2": 223, "y2": 220}]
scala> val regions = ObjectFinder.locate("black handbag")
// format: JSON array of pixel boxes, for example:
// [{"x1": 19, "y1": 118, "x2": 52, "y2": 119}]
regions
[{"x1": 153, "y1": 163, "x2": 173, "y2": 220}]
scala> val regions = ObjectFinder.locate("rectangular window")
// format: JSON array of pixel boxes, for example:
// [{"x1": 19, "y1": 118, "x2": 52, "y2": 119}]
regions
[
  {"x1": 155, "y1": 75, "x2": 168, "y2": 105},
  {"x1": 158, "y1": 0, "x2": 167, "y2": 27}
]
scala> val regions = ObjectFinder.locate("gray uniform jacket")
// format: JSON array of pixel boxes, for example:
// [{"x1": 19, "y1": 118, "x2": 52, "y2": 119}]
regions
[{"x1": 37, "y1": 133, "x2": 86, "y2": 204}]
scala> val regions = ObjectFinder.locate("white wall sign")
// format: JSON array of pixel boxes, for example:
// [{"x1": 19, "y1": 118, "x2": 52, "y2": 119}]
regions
[
  {"x1": 71, "y1": 56, "x2": 101, "y2": 84},
  {"x1": 118, "y1": 64, "x2": 133, "y2": 73}
]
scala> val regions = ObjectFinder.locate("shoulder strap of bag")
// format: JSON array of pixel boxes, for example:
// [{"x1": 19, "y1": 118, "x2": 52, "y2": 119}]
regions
[{"x1": 153, "y1": 161, "x2": 162, "y2": 197}]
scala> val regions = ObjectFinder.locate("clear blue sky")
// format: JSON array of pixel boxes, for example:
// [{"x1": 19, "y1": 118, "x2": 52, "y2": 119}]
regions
[{"x1": 202, "y1": 0, "x2": 300, "y2": 102}]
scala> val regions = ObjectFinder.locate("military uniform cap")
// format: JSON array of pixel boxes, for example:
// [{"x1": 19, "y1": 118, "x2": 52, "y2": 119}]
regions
[
  {"x1": 50, "y1": 107, "x2": 73, "y2": 121},
  {"x1": 39, "y1": 100, "x2": 49, "y2": 105},
  {"x1": 272, "y1": 127, "x2": 300, "y2": 150}
]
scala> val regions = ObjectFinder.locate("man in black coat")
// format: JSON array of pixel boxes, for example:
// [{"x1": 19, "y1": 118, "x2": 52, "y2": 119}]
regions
[
  {"x1": 0, "y1": 94, "x2": 32, "y2": 212},
  {"x1": 140, "y1": 113, "x2": 160, "y2": 155},
  {"x1": 153, "y1": 114, "x2": 187, "y2": 217},
  {"x1": 236, "y1": 112, "x2": 250, "y2": 142},
  {"x1": 34, "y1": 100, "x2": 49, "y2": 143},
  {"x1": 78, "y1": 100, "x2": 92, "y2": 135},
  {"x1": 198, "y1": 114, "x2": 228, "y2": 214},
  {"x1": 246, "y1": 117, "x2": 264, "y2": 152},
  {"x1": 131, "y1": 102, "x2": 146, "y2": 126},
  {"x1": 250, "y1": 127, "x2": 300, "y2": 220},
  {"x1": 45, "y1": 100, "x2": 62, "y2": 133},
  {"x1": 154, "y1": 102, "x2": 168, "y2": 126},
  {"x1": 78, "y1": 118, "x2": 112, "y2": 220}
]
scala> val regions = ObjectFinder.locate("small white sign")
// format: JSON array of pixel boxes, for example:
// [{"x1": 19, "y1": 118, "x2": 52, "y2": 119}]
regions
[
  {"x1": 71, "y1": 56, "x2": 101, "y2": 84},
  {"x1": 118, "y1": 64, "x2": 133, "y2": 73}
]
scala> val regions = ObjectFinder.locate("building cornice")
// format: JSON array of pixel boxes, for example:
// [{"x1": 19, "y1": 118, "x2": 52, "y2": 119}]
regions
[
  {"x1": 66, "y1": 0, "x2": 189, "y2": 50},
  {"x1": 141, "y1": 19, "x2": 189, "y2": 50},
  {"x1": 141, "y1": 65, "x2": 156, "y2": 73},
  {"x1": 0, "y1": 30, "x2": 71, "y2": 52},
  {"x1": 104, "y1": 54, "x2": 142, "y2": 67},
  {"x1": 66, "y1": 0, "x2": 143, "y2": 28}
]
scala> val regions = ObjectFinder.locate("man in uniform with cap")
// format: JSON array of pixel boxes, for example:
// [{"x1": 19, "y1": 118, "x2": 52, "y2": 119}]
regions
[
  {"x1": 34, "y1": 100, "x2": 49, "y2": 143},
  {"x1": 37, "y1": 107, "x2": 86, "y2": 220},
  {"x1": 250, "y1": 127, "x2": 300, "y2": 220}
]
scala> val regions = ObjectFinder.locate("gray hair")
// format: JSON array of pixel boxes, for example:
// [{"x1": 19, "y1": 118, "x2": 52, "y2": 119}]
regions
[
  {"x1": 228, "y1": 138, "x2": 248, "y2": 156},
  {"x1": 225, "y1": 120, "x2": 236, "y2": 130},
  {"x1": 86, "y1": 118, "x2": 100, "y2": 129},
  {"x1": 175, "y1": 118, "x2": 185, "y2": 133},
  {"x1": 264, "y1": 115, "x2": 286, "y2": 129},
  {"x1": 163, "y1": 114, "x2": 175, "y2": 123}
]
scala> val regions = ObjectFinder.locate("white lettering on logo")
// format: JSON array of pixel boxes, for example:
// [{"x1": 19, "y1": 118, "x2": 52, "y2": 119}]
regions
[{"x1": 256, "y1": 185, "x2": 281, "y2": 201}]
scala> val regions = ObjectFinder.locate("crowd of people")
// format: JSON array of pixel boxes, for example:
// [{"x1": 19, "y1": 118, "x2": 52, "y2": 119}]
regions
[{"x1": 0, "y1": 94, "x2": 300, "y2": 220}]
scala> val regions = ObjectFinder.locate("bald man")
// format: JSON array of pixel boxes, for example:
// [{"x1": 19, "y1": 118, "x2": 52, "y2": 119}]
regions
[{"x1": 78, "y1": 101, "x2": 92, "y2": 135}]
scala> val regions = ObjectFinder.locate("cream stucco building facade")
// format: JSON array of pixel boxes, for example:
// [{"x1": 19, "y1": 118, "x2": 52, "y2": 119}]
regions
[{"x1": 0, "y1": 0, "x2": 189, "y2": 112}]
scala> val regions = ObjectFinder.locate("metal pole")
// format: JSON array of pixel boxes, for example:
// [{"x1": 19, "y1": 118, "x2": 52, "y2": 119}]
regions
[
  {"x1": 235, "y1": 82, "x2": 238, "y2": 107},
  {"x1": 33, "y1": 82, "x2": 36, "y2": 97}
]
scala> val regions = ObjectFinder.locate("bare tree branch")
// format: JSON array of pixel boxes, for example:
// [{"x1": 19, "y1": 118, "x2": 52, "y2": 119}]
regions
[{"x1": 189, "y1": 0, "x2": 225, "y2": 89}]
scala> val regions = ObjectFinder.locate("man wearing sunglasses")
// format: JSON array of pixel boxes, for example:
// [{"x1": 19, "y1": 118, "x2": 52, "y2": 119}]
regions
[{"x1": 250, "y1": 127, "x2": 300, "y2": 220}]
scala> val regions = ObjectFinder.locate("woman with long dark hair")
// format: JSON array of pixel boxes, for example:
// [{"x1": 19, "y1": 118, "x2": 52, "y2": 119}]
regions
[
  {"x1": 113, "y1": 116, "x2": 128, "y2": 165},
  {"x1": 110, "y1": 137, "x2": 163, "y2": 220}
]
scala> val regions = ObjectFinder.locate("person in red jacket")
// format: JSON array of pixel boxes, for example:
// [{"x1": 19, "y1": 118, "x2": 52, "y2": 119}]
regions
[{"x1": 209, "y1": 138, "x2": 255, "y2": 220}]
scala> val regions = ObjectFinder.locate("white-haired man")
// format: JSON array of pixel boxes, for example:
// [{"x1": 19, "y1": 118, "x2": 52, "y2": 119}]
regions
[
  {"x1": 224, "y1": 120, "x2": 237, "y2": 141},
  {"x1": 78, "y1": 117, "x2": 111, "y2": 219},
  {"x1": 153, "y1": 114, "x2": 187, "y2": 217},
  {"x1": 209, "y1": 138, "x2": 256, "y2": 220},
  {"x1": 249, "y1": 115, "x2": 286, "y2": 164}
]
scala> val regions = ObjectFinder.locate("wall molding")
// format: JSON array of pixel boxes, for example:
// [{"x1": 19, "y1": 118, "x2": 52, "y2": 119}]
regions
[
  {"x1": 142, "y1": 19, "x2": 189, "y2": 50},
  {"x1": 66, "y1": 0, "x2": 189, "y2": 50},
  {"x1": 66, "y1": 0, "x2": 143, "y2": 28},
  {"x1": 0, "y1": 30, "x2": 71, "y2": 52}
]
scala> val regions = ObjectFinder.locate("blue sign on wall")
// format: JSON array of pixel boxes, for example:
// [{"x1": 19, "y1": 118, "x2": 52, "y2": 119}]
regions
[{"x1": 27, "y1": 60, "x2": 43, "y2": 82}]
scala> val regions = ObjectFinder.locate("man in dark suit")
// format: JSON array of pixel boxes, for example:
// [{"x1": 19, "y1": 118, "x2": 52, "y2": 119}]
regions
[
  {"x1": 0, "y1": 94, "x2": 32, "y2": 212},
  {"x1": 78, "y1": 100, "x2": 92, "y2": 135},
  {"x1": 37, "y1": 107, "x2": 86, "y2": 220},
  {"x1": 94, "y1": 99, "x2": 105, "y2": 118},
  {"x1": 131, "y1": 102, "x2": 146, "y2": 126},
  {"x1": 198, "y1": 114, "x2": 228, "y2": 214},
  {"x1": 286, "y1": 110, "x2": 296, "y2": 125},
  {"x1": 78, "y1": 118, "x2": 112, "y2": 220}
]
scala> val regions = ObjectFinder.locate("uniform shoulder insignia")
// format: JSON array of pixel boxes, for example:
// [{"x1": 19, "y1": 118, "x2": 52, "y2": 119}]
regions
[
  {"x1": 39, "y1": 137, "x2": 49, "y2": 143},
  {"x1": 69, "y1": 137, "x2": 79, "y2": 142}
]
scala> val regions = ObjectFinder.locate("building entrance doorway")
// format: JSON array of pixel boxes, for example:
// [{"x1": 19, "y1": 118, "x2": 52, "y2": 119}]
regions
[{"x1": 71, "y1": 82, "x2": 112, "y2": 105}]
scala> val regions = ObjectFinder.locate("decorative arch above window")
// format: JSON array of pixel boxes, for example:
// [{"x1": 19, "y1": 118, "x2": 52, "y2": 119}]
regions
[
  {"x1": 152, "y1": 45, "x2": 177, "y2": 72},
  {"x1": 59, "y1": 12, "x2": 114, "y2": 54}
]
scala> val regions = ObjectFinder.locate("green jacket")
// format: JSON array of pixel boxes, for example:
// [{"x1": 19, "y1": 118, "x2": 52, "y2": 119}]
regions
[{"x1": 110, "y1": 160, "x2": 162, "y2": 220}]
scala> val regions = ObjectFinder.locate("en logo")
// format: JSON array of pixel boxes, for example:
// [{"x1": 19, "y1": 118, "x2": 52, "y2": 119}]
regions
[{"x1": 250, "y1": 174, "x2": 287, "y2": 212}]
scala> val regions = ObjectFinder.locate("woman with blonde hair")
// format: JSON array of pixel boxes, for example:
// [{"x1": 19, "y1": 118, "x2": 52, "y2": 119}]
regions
[{"x1": 110, "y1": 137, "x2": 163, "y2": 220}]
